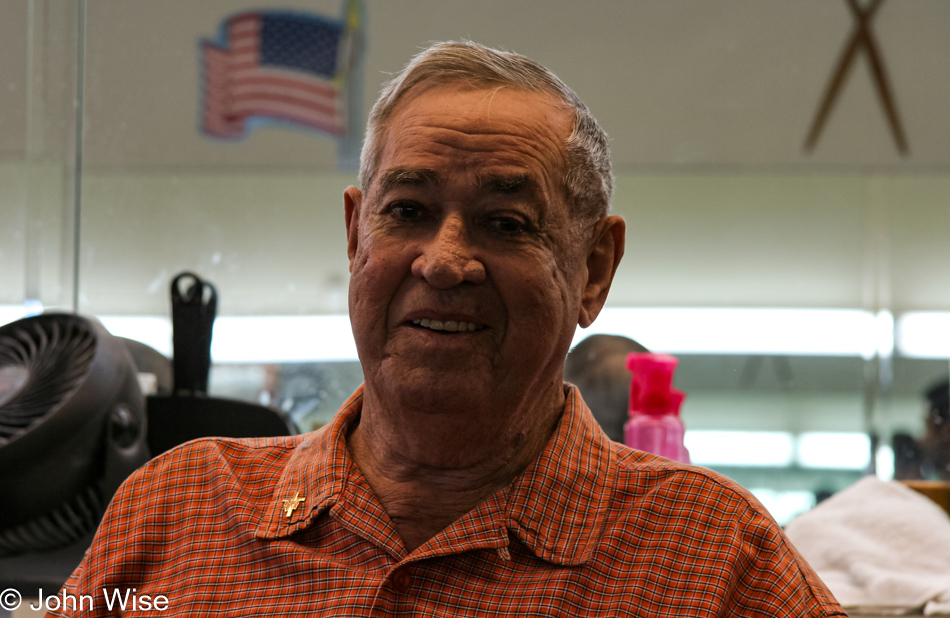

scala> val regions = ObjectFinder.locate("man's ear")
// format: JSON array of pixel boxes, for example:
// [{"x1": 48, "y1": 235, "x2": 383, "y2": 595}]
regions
[
  {"x1": 578, "y1": 215, "x2": 625, "y2": 328},
  {"x1": 343, "y1": 186, "x2": 362, "y2": 271}
]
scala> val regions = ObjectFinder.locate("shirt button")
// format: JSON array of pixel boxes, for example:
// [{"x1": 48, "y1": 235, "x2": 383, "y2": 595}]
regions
[{"x1": 391, "y1": 569, "x2": 412, "y2": 592}]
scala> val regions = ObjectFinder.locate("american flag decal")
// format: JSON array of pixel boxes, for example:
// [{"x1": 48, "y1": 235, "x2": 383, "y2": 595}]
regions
[{"x1": 200, "y1": 4, "x2": 360, "y2": 139}]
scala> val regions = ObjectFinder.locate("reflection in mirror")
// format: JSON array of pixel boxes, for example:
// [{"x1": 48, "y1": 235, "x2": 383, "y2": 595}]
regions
[{"x1": 2, "y1": 0, "x2": 950, "y2": 530}]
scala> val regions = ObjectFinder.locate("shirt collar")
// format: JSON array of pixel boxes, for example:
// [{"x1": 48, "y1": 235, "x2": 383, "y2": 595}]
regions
[
  {"x1": 256, "y1": 384, "x2": 615, "y2": 566},
  {"x1": 256, "y1": 386, "x2": 364, "y2": 539},
  {"x1": 503, "y1": 384, "x2": 615, "y2": 565}
]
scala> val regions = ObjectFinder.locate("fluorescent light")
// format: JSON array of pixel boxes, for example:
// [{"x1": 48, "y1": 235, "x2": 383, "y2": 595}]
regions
[
  {"x1": 575, "y1": 308, "x2": 877, "y2": 356},
  {"x1": 211, "y1": 315, "x2": 357, "y2": 362},
  {"x1": 0, "y1": 305, "x2": 29, "y2": 327},
  {"x1": 684, "y1": 430, "x2": 872, "y2": 470},
  {"x1": 684, "y1": 431, "x2": 795, "y2": 467},
  {"x1": 97, "y1": 315, "x2": 359, "y2": 362},
  {"x1": 896, "y1": 312, "x2": 950, "y2": 358},
  {"x1": 796, "y1": 432, "x2": 870, "y2": 470},
  {"x1": 875, "y1": 444, "x2": 895, "y2": 481},
  {"x1": 0, "y1": 302, "x2": 43, "y2": 327},
  {"x1": 874, "y1": 310, "x2": 895, "y2": 359},
  {"x1": 98, "y1": 316, "x2": 173, "y2": 357},
  {"x1": 13, "y1": 306, "x2": 950, "y2": 360},
  {"x1": 87, "y1": 307, "x2": 923, "y2": 363},
  {"x1": 748, "y1": 489, "x2": 816, "y2": 526}
]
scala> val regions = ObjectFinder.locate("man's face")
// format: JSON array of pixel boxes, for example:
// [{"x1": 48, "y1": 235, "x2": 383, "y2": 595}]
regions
[{"x1": 345, "y1": 85, "x2": 595, "y2": 410}]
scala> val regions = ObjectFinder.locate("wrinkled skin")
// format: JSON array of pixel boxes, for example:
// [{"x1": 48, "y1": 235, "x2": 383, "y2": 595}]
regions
[{"x1": 343, "y1": 85, "x2": 625, "y2": 552}]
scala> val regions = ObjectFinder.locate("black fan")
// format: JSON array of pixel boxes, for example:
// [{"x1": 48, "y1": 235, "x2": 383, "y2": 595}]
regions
[{"x1": 0, "y1": 313, "x2": 150, "y2": 557}]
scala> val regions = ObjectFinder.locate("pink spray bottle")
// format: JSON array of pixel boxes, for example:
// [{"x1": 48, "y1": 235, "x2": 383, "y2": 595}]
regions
[{"x1": 623, "y1": 353, "x2": 691, "y2": 464}]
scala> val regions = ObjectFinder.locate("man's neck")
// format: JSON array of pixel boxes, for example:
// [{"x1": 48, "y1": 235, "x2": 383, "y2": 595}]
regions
[{"x1": 346, "y1": 386, "x2": 564, "y2": 553}]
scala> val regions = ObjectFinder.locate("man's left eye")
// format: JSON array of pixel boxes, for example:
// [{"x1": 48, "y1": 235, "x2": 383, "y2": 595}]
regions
[{"x1": 490, "y1": 216, "x2": 527, "y2": 234}]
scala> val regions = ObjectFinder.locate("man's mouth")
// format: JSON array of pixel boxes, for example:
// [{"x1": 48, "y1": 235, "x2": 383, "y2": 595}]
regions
[{"x1": 411, "y1": 318, "x2": 486, "y2": 332}]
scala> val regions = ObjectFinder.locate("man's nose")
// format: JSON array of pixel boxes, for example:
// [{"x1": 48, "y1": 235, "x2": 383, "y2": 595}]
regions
[{"x1": 411, "y1": 216, "x2": 486, "y2": 288}]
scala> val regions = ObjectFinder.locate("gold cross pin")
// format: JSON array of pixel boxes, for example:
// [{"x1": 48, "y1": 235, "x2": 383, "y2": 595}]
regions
[{"x1": 282, "y1": 491, "x2": 306, "y2": 518}]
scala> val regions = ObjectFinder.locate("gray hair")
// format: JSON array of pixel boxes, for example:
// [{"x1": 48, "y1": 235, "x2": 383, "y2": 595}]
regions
[{"x1": 359, "y1": 41, "x2": 613, "y2": 220}]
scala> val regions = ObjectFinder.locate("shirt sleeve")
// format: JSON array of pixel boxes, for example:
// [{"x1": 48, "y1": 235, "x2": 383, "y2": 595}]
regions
[
  {"x1": 717, "y1": 486, "x2": 847, "y2": 617},
  {"x1": 44, "y1": 439, "x2": 210, "y2": 618},
  {"x1": 44, "y1": 456, "x2": 154, "y2": 618}
]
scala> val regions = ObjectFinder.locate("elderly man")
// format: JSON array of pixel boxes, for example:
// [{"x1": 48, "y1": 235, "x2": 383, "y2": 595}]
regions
[{"x1": 49, "y1": 42, "x2": 844, "y2": 617}]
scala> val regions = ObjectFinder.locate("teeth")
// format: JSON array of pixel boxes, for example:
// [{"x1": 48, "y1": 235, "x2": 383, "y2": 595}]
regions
[{"x1": 411, "y1": 319, "x2": 483, "y2": 332}]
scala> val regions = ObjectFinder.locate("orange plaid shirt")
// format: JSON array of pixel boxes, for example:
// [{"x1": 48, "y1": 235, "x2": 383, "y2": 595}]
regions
[{"x1": 51, "y1": 385, "x2": 844, "y2": 617}]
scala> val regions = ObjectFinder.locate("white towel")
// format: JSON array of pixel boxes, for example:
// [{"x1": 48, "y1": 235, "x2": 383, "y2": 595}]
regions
[{"x1": 784, "y1": 476, "x2": 950, "y2": 615}]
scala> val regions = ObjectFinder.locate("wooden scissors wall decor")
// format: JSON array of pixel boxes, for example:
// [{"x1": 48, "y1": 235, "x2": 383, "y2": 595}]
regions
[{"x1": 804, "y1": 0, "x2": 908, "y2": 155}]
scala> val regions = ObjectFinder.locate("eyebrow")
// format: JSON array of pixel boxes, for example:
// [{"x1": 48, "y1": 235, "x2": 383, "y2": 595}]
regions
[
  {"x1": 378, "y1": 167, "x2": 440, "y2": 194},
  {"x1": 376, "y1": 168, "x2": 540, "y2": 199},
  {"x1": 475, "y1": 173, "x2": 537, "y2": 195}
]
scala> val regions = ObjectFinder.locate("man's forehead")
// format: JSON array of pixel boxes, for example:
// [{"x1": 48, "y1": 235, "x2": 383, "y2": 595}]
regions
[
  {"x1": 377, "y1": 167, "x2": 538, "y2": 195},
  {"x1": 398, "y1": 81, "x2": 568, "y2": 116},
  {"x1": 368, "y1": 85, "x2": 573, "y2": 203},
  {"x1": 384, "y1": 84, "x2": 573, "y2": 149}
]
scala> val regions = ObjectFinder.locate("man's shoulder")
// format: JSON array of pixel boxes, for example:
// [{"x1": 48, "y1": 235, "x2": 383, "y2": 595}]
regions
[
  {"x1": 595, "y1": 444, "x2": 845, "y2": 617},
  {"x1": 149, "y1": 433, "x2": 307, "y2": 472},
  {"x1": 607, "y1": 443, "x2": 776, "y2": 526},
  {"x1": 610, "y1": 441, "x2": 735, "y2": 485},
  {"x1": 125, "y1": 433, "x2": 311, "y2": 504}
]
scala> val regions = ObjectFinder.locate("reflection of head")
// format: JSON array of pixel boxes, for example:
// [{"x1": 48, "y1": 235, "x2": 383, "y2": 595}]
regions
[
  {"x1": 564, "y1": 334, "x2": 648, "y2": 442},
  {"x1": 360, "y1": 41, "x2": 612, "y2": 221},
  {"x1": 922, "y1": 378, "x2": 950, "y2": 480},
  {"x1": 926, "y1": 378, "x2": 949, "y2": 426}
]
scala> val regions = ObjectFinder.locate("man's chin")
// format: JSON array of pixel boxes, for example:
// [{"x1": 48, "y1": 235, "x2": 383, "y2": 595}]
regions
[{"x1": 381, "y1": 365, "x2": 495, "y2": 410}]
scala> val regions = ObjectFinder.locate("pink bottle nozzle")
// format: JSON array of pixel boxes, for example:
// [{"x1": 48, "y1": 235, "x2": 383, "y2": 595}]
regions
[
  {"x1": 626, "y1": 353, "x2": 686, "y2": 416},
  {"x1": 624, "y1": 352, "x2": 690, "y2": 463}
]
